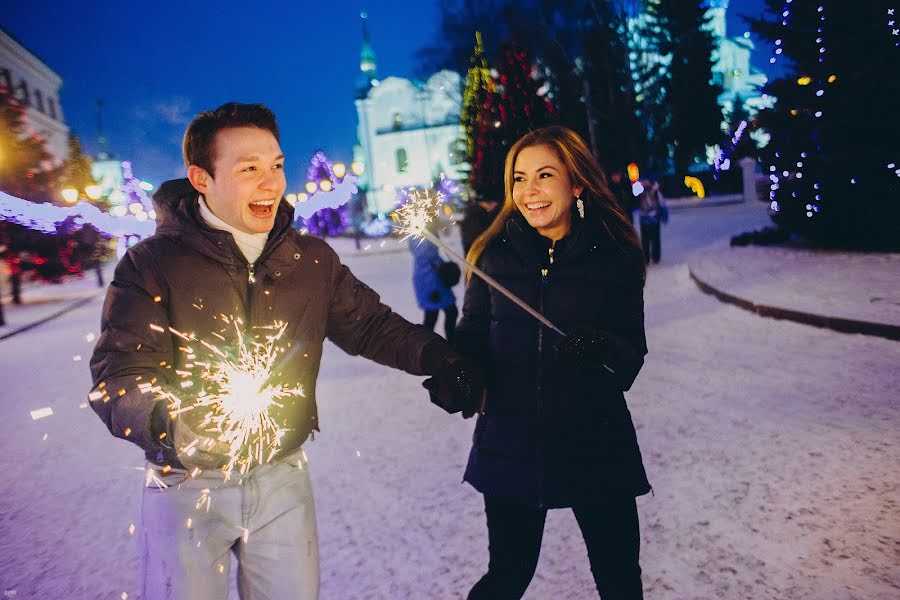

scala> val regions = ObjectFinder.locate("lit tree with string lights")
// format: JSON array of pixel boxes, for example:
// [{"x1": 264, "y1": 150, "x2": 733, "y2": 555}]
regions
[
  {"x1": 460, "y1": 31, "x2": 493, "y2": 171},
  {"x1": 469, "y1": 42, "x2": 556, "y2": 201},
  {"x1": 298, "y1": 152, "x2": 349, "y2": 238},
  {"x1": 749, "y1": 1, "x2": 900, "y2": 249}
]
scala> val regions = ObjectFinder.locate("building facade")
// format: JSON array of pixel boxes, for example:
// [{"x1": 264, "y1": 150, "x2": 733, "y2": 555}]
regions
[
  {"x1": 0, "y1": 28, "x2": 70, "y2": 164},
  {"x1": 352, "y1": 14, "x2": 465, "y2": 215}
]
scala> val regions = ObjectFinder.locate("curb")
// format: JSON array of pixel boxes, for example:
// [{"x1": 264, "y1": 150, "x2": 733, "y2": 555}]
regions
[
  {"x1": 0, "y1": 292, "x2": 102, "y2": 342},
  {"x1": 688, "y1": 267, "x2": 900, "y2": 342}
]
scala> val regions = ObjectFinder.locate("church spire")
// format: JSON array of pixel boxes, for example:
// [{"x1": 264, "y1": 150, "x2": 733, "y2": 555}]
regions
[{"x1": 359, "y1": 11, "x2": 377, "y2": 81}]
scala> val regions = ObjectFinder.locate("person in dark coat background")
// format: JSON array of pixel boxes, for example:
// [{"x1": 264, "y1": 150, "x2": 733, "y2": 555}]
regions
[
  {"x1": 459, "y1": 197, "x2": 499, "y2": 256},
  {"x1": 409, "y1": 221, "x2": 457, "y2": 345},
  {"x1": 456, "y1": 126, "x2": 651, "y2": 599},
  {"x1": 638, "y1": 179, "x2": 668, "y2": 264}
]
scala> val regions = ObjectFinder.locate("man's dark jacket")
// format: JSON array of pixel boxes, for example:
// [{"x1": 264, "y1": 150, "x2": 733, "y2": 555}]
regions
[
  {"x1": 90, "y1": 178, "x2": 445, "y2": 468},
  {"x1": 456, "y1": 210, "x2": 651, "y2": 509}
]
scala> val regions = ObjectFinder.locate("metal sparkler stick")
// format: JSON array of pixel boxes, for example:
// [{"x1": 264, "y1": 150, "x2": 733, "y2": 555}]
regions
[
  {"x1": 395, "y1": 189, "x2": 566, "y2": 336},
  {"x1": 419, "y1": 228, "x2": 566, "y2": 336}
]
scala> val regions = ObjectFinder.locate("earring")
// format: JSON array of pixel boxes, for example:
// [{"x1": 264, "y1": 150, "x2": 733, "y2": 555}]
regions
[{"x1": 575, "y1": 195, "x2": 585, "y2": 219}]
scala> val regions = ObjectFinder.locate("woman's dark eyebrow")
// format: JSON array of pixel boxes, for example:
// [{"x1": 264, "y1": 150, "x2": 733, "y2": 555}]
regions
[{"x1": 513, "y1": 165, "x2": 558, "y2": 175}]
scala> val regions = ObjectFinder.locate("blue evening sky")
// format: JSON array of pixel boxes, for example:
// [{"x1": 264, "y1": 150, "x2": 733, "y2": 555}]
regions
[{"x1": 3, "y1": 0, "x2": 769, "y2": 191}]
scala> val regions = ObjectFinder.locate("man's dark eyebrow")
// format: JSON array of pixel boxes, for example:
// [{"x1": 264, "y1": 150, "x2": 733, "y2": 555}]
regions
[
  {"x1": 236, "y1": 153, "x2": 285, "y2": 162},
  {"x1": 513, "y1": 165, "x2": 558, "y2": 174}
]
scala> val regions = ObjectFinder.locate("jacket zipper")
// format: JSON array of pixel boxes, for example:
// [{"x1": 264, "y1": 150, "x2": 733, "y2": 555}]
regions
[{"x1": 536, "y1": 245, "x2": 552, "y2": 509}]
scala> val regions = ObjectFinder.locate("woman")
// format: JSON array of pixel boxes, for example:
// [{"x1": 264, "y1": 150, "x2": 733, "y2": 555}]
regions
[
  {"x1": 409, "y1": 222, "x2": 458, "y2": 345},
  {"x1": 456, "y1": 126, "x2": 651, "y2": 599}
]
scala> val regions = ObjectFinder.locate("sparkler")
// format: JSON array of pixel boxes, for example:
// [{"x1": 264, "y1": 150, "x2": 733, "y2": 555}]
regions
[
  {"x1": 394, "y1": 190, "x2": 566, "y2": 336},
  {"x1": 157, "y1": 320, "x2": 305, "y2": 476}
]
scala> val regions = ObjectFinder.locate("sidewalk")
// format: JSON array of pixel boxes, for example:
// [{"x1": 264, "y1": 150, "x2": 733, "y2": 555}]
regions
[
  {"x1": 689, "y1": 240, "x2": 900, "y2": 341},
  {"x1": 0, "y1": 263, "x2": 113, "y2": 340}
]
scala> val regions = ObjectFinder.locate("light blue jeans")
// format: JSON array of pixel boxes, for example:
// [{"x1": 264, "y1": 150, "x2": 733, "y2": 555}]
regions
[{"x1": 140, "y1": 448, "x2": 319, "y2": 599}]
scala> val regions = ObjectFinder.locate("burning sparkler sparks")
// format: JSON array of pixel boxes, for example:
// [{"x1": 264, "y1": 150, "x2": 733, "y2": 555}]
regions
[{"x1": 157, "y1": 320, "x2": 305, "y2": 476}]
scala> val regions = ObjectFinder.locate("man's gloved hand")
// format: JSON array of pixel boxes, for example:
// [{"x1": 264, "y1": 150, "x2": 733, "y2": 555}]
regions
[
  {"x1": 423, "y1": 353, "x2": 486, "y2": 419},
  {"x1": 553, "y1": 329, "x2": 617, "y2": 374},
  {"x1": 170, "y1": 410, "x2": 233, "y2": 471},
  {"x1": 153, "y1": 401, "x2": 231, "y2": 471}
]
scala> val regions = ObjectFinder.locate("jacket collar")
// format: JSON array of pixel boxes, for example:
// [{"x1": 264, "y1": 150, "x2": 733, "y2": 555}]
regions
[
  {"x1": 152, "y1": 178, "x2": 295, "y2": 265},
  {"x1": 504, "y1": 208, "x2": 605, "y2": 264}
]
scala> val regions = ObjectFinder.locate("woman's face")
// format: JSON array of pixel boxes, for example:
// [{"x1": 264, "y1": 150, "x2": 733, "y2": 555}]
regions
[{"x1": 512, "y1": 144, "x2": 583, "y2": 241}]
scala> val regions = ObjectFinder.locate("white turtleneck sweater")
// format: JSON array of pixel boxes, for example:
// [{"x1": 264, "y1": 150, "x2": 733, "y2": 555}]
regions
[{"x1": 198, "y1": 196, "x2": 269, "y2": 265}]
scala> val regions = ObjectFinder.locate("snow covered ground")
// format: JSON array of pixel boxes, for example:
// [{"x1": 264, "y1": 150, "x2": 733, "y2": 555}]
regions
[{"x1": 1, "y1": 201, "x2": 898, "y2": 599}]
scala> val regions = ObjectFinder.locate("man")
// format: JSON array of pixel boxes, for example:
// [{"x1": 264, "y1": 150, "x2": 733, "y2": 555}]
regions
[
  {"x1": 89, "y1": 103, "x2": 482, "y2": 599},
  {"x1": 638, "y1": 179, "x2": 668, "y2": 264}
]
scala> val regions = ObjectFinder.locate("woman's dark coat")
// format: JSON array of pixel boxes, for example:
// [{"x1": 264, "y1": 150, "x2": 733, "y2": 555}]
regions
[{"x1": 456, "y1": 211, "x2": 651, "y2": 509}]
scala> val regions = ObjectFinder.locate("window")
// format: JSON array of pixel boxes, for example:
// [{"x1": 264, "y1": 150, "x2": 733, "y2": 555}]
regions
[
  {"x1": 396, "y1": 148, "x2": 408, "y2": 173},
  {"x1": 0, "y1": 69, "x2": 12, "y2": 93},
  {"x1": 392, "y1": 112, "x2": 402, "y2": 131},
  {"x1": 47, "y1": 98, "x2": 57, "y2": 119},
  {"x1": 13, "y1": 80, "x2": 29, "y2": 107},
  {"x1": 34, "y1": 89, "x2": 44, "y2": 113}
]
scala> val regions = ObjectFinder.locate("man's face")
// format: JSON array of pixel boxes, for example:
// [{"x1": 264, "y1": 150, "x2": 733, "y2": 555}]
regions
[{"x1": 193, "y1": 126, "x2": 286, "y2": 235}]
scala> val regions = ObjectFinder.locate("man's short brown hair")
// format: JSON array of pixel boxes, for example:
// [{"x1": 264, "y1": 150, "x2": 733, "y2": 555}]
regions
[{"x1": 182, "y1": 102, "x2": 280, "y2": 178}]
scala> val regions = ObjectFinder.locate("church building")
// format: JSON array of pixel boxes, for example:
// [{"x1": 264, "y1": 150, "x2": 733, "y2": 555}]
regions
[{"x1": 352, "y1": 13, "x2": 466, "y2": 215}]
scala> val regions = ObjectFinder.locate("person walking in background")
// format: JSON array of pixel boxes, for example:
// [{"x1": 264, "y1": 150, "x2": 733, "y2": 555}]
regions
[
  {"x1": 456, "y1": 125, "x2": 651, "y2": 599},
  {"x1": 409, "y1": 221, "x2": 458, "y2": 346},
  {"x1": 460, "y1": 196, "x2": 500, "y2": 256},
  {"x1": 638, "y1": 179, "x2": 668, "y2": 264}
]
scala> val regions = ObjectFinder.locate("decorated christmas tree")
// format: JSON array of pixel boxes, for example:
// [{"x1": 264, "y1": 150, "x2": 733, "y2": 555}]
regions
[
  {"x1": 0, "y1": 83, "x2": 54, "y2": 202},
  {"x1": 460, "y1": 31, "x2": 493, "y2": 170},
  {"x1": 468, "y1": 41, "x2": 556, "y2": 201},
  {"x1": 300, "y1": 152, "x2": 348, "y2": 237},
  {"x1": 749, "y1": 1, "x2": 900, "y2": 249}
]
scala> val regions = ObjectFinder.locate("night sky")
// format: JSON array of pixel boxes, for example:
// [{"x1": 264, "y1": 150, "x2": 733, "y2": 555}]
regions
[{"x1": 3, "y1": 0, "x2": 768, "y2": 191}]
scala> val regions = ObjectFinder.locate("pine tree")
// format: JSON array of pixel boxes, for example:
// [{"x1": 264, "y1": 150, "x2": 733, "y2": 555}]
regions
[
  {"x1": 56, "y1": 133, "x2": 99, "y2": 204},
  {"x1": 580, "y1": 2, "x2": 646, "y2": 174},
  {"x1": 635, "y1": 0, "x2": 723, "y2": 173},
  {"x1": 495, "y1": 42, "x2": 556, "y2": 143},
  {"x1": 0, "y1": 84, "x2": 54, "y2": 201},
  {"x1": 749, "y1": 1, "x2": 900, "y2": 249},
  {"x1": 541, "y1": 41, "x2": 591, "y2": 149},
  {"x1": 460, "y1": 31, "x2": 494, "y2": 169},
  {"x1": 467, "y1": 79, "x2": 504, "y2": 201}
]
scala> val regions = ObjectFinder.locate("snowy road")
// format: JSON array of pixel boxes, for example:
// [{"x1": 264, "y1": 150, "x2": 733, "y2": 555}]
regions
[{"x1": 1, "y1": 201, "x2": 898, "y2": 599}]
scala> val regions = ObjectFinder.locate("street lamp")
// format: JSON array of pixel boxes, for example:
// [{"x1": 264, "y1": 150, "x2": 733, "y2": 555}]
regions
[
  {"x1": 351, "y1": 161, "x2": 365, "y2": 176},
  {"x1": 333, "y1": 163, "x2": 346, "y2": 179},
  {"x1": 85, "y1": 185, "x2": 103, "y2": 200},
  {"x1": 61, "y1": 188, "x2": 79, "y2": 203}
]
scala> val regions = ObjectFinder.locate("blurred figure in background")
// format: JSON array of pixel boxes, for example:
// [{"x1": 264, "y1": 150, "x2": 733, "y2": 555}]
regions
[
  {"x1": 638, "y1": 179, "x2": 668, "y2": 264},
  {"x1": 409, "y1": 221, "x2": 458, "y2": 345}
]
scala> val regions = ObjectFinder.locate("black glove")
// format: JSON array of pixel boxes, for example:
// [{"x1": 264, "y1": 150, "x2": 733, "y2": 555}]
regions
[
  {"x1": 151, "y1": 400, "x2": 231, "y2": 470},
  {"x1": 553, "y1": 330, "x2": 617, "y2": 374},
  {"x1": 422, "y1": 353, "x2": 486, "y2": 418}
]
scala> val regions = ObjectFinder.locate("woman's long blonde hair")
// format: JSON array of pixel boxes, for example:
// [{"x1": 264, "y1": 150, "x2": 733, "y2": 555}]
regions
[{"x1": 465, "y1": 126, "x2": 644, "y2": 282}]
